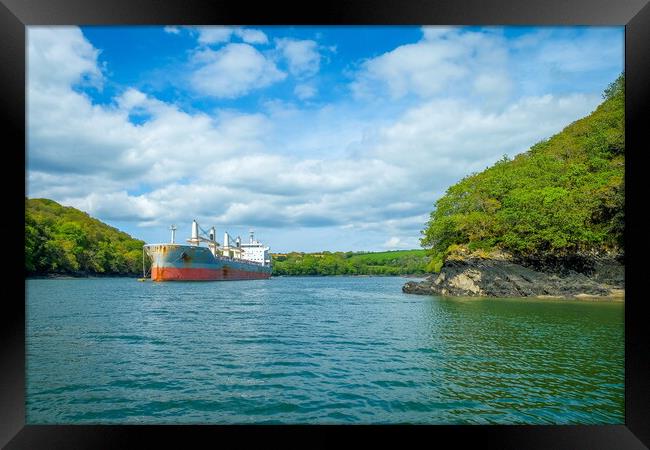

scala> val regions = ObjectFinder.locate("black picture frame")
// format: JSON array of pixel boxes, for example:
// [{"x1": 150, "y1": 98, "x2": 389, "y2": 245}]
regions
[{"x1": 3, "y1": 0, "x2": 649, "y2": 447}]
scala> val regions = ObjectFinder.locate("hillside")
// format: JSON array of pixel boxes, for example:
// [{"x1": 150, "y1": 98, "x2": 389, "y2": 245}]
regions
[
  {"x1": 420, "y1": 74, "x2": 624, "y2": 272},
  {"x1": 405, "y1": 74, "x2": 625, "y2": 298},
  {"x1": 25, "y1": 198, "x2": 147, "y2": 276},
  {"x1": 271, "y1": 250, "x2": 430, "y2": 276}
]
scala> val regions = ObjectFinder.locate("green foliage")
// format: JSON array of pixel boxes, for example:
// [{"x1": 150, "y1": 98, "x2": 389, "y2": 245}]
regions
[
  {"x1": 25, "y1": 198, "x2": 148, "y2": 276},
  {"x1": 425, "y1": 253, "x2": 444, "y2": 273},
  {"x1": 603, "y1": 73, "x2": 624, "y2": 101},
  {"x1": 271, "y1": 250, "x2": 430, "y2": 276},
  {"x1": 421, "y1": 74, "x2": 625, "y2": 263}
]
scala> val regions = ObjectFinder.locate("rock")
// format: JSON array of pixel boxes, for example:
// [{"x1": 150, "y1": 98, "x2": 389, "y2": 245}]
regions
[
  {"x1": 402, "y1": 253, "x2": 624, "y2": 298},
  {"x1": 402, "y1": 278, "x2": 435, "y2": 295}
]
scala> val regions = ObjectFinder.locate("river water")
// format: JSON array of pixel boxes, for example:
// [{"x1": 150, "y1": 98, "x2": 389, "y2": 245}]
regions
[{"x1": 26, "y1": 276, "x2": 624, "y2": 424}]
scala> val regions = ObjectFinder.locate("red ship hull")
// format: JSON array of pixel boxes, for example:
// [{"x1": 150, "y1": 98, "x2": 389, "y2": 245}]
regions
[{"x1": 151, "y1": 266, "x2": 271, "y2": 281}]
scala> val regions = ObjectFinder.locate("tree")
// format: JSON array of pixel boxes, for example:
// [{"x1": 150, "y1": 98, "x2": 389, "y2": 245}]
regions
[
  {"x1": 420, "y1": 73, "x2": 625, "y2": 266},
  {"x1": 25, "y1": 198, "x2": 147, "y2": 275}
]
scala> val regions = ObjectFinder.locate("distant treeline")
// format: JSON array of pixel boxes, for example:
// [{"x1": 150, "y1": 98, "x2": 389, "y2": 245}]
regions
[
  {"x1": 271, "y1": 250, "x2": 430, "y2": 276},
  {"x1": 25, "y1": 198, "x2": 147, "y2": 276}
]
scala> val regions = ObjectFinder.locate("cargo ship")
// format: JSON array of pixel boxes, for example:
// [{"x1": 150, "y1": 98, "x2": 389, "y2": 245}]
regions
[{"x1": 143, "y1": 220, "x2": 271, "y2": 281}]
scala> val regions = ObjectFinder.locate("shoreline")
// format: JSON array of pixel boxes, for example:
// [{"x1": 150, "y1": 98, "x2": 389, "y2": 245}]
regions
[
  {"x1": 445, "y1": 293, "x2": 625, "y2": 302},
  {"x1": 25, "y1": 274, "x2": 623, "y2": 301},
  {"x1": 26, "y1": 273, "x2": 141, "y2": 280},
  {"x1": 273, "y1": 274, "x2": 428, "y2": 278},
  {"x1": 26, "y1": 273, "x2": 427, "y2": 280},
  {"x1": 403, "y1": 254, "x2": 624, "y2": 300}
]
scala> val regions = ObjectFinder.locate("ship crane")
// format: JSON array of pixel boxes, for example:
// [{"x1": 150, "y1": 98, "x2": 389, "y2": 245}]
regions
[{"x1": 186, "y1": 220, "x2": 220, "y2": 256}]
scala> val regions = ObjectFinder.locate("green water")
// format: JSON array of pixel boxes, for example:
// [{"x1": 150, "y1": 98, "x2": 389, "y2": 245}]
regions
[{"x1": 26, "y1": 276, "x2": 624, "y2": 424}]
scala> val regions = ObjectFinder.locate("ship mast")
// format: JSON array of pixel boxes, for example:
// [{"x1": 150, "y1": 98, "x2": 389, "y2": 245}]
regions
[{"x1": 169, "y1": 224, "x2": 177, "y2": 244}]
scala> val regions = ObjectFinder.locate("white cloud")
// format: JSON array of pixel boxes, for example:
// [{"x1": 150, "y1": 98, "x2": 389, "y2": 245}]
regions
[
  {"x1": 517, "y1": 28, "x2": 623, "y2": 73},
  {"x1": 473, "y1": 72, "x2": 513, "y2": 107},
  {"x1": 351, "y1": 27, "x2": 622, "y2": 106},
  {"x1": 235, "y1": 28, "x2": 269, "y2": 45},
  {"x1": 196, "y1": 26, "x2": 233, "y2": 45},
  {"x1": 351, "y1": 31, "x2": 468, "y2": 99},
  {"x1": 32, "y1": 86, "x2": 598, "y2": 234},
  {"x1": 365, "y1": 94, "x2": 601, "y2": 184},
  {"x1": 72, "y1": 191, "x2": 161, "y2": 222},
  {"x1": 116, "y1": 87, "x2": 148, "y2": 109},
  {"x1": 163, "y1": 26, "x2": 180, "y2": 35},
  {"x1": 382, "y1": 236, "x2": 409, "y2": 249},
  {"x1": 28, "y1": 26, "x2": 102, "y2": 89},
  {"x1": 195, "y1": 26, "x2": 269, "y2": 45},
  {"x1": 421, "y1": 26, "x2": 457, "y2": 41},
  {"x1": 190, "y1": 43, "x2": 286, "y2": 98},
  {"x1": 294, "y1": 83, "x2": 317, "y2": 100},
  {"x1": 351, "y1": 27, "x2": 512, "y2": 103},
  {"x1": 28, "y1": 29, "x2": 274, "y2": 201},
  {"x1": 275, "y1": 38, "x2": 321, "y2": 77}
]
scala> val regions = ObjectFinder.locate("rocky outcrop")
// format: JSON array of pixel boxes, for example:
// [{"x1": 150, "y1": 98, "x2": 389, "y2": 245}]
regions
[{"x1": 402, "y1": 252, "x2": 624, "y2": 298}]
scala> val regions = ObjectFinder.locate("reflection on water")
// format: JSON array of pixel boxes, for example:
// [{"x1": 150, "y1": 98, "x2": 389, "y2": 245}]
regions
[
  {"x1": 423, "y1": 297, "x2": 623, "y2": 423},
  {"x1": 26, "y1": 277, "x2": 623, "y2": 424}
]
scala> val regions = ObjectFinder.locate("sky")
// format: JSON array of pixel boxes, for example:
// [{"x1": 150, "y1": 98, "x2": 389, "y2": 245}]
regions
[{"x1": 26, "y1": 25, "x2": 624, "y2": 253}]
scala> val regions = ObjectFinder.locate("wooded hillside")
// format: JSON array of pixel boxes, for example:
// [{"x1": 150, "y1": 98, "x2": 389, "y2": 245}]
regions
[{"x1": 421, "y1": 75, "x2": 624, "y2": 272}]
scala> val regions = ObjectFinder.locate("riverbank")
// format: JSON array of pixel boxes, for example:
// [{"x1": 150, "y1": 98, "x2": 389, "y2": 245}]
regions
[
  {"x1": 26, "y1": 272, "x2": 141, "y2": 279},
  {"x1": 28, "y1": 273, "x2": 427, "y2": 280},
  {"x1": 273, "y1": 273, "x2": 427, "y2": 278},
  {"x1": 403, "y1": 250, "x2": 624, "y2": 299}
]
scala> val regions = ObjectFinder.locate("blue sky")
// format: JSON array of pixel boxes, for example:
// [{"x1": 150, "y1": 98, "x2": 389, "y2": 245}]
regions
[{"x1": 26, "y1": 26, "x2": 623, "y2": 252}]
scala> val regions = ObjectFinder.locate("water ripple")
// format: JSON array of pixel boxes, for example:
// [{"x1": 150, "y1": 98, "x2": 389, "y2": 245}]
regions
[{"x1": 26, "y1": 276, "x2": 624, "y2": 424}]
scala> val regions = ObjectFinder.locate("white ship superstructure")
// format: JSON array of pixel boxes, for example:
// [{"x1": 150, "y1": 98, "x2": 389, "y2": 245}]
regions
[{"x1": 240, "y1": 230, "x2": 271, "y2": 265}]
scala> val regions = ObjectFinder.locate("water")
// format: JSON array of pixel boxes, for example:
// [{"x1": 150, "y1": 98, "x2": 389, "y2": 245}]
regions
[{"x1": 26, "y1": 276, "x2": 624, "y2": 424}]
